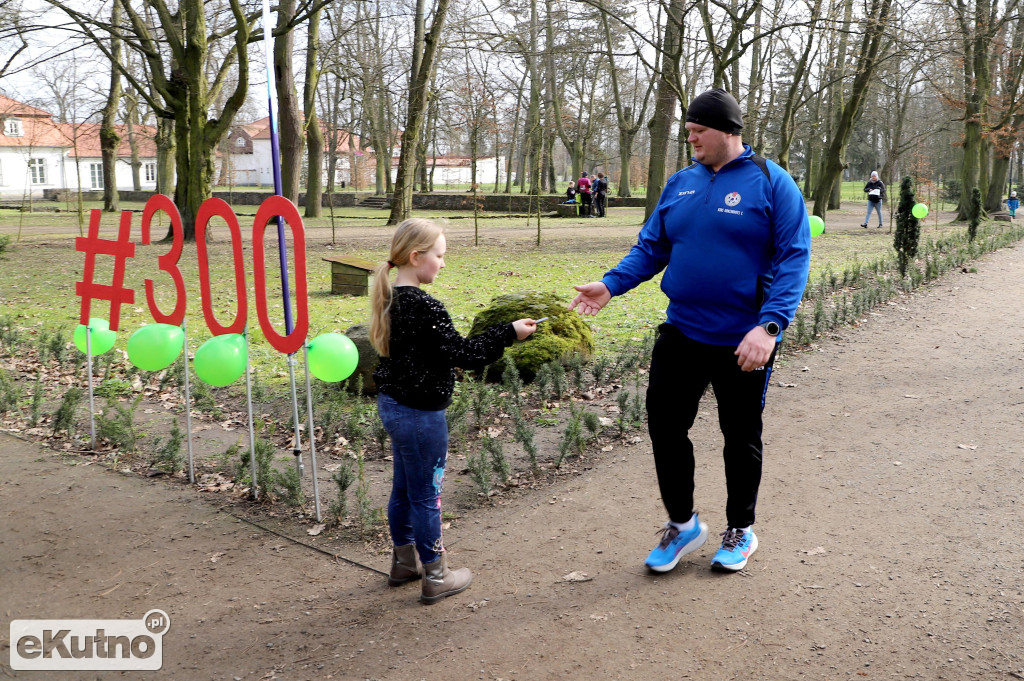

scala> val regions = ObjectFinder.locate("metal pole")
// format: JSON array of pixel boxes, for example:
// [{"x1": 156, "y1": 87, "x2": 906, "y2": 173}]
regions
[
  {"x1": 302, "y1": 343, "x2": 322, "y2": 521},
  {"x1": 85, "y1": 326, "x2": 96, "y2": 450},
  {"x1": 262, "y1": 0, "x2": 304, "y2": 477},
  {"x1": 244, "y1": 327, "x2": 258, "y2": 501},
  {"x1": 181, "y1": 319, "x2": 195, "y2": 484}
]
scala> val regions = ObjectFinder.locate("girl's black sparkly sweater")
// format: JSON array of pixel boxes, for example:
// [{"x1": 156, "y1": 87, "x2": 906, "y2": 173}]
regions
[{"x1": 373, "y1": 286, "x2": 516, "y2": 411}]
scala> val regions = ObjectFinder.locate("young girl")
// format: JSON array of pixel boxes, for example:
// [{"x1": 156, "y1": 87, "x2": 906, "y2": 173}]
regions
[
  {"x1": 1007, "y1": 190, "x2": 1019, "y2": 218},
  {"x1": 370, "y1": 219, "x2": 537, "y2": 604}
]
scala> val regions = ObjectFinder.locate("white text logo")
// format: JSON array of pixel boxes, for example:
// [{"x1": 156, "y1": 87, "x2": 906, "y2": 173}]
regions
[{"x1": 10, "y1": 610, "x2": 169, "y2": 671}]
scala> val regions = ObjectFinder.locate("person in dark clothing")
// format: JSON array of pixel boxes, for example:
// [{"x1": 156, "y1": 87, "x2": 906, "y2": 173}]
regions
[
  {"x1": 577, "y1": 171, "x2": 593, "y2": 217},
  {"x1": 565, "y1": 180, "x2": 577, "y2": 203},
  {"x1": 370, "y1": 219, "x2": 537, "y2": 603},
  {"x1": 861, "y1": 171, "x2": 886, "y2": 228},
  {"x1": 570, "y1": 88, "x2": 811, "y2": 575},
  {"x1": 593, "y1": 172, "x2": 608, "y2": 217}
]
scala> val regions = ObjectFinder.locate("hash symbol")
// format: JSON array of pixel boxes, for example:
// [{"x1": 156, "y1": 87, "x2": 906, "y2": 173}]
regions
[{"x1": 75, "y1": 209, "x2": 136, "y2": 331}]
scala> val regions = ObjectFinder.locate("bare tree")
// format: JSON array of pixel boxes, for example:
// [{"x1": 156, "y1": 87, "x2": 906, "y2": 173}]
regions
[
  {"x1": 389, "y1": 0, "x2": 453, "y2": 223},
  {"x1": 100, "y1": 0, "x2": 121, "y2": 211},
  {"x1": 811, "y1": 0, "x2": 894, "y2": 218},
  {"x1": 304, "y1": 3, "x2": 324, "y2": 217},
  {"x1": 644, "y1": 0, "x2": 684, "y2": 220},
  {"x1": 275, "y1": 0, "x2": 303, "y2": 202}
]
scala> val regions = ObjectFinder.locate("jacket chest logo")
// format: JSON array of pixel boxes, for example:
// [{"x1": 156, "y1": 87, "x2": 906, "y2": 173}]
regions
[{"x1": 724, "y1": 192, "x2": 742, "y2": 207}]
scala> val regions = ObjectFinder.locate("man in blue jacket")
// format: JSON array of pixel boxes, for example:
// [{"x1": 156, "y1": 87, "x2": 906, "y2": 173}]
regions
[{"x1": 570, "y1": 89, "x2": 810, "y2": 573}]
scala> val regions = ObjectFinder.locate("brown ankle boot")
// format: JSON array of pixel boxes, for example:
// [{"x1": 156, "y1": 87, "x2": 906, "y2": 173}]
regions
[
  {"x1": 420, "y1": 552, "x2": 472, "y2": 604},
  {"x1": 388, "y1": 543, "x2": 422, "y2": 586}
]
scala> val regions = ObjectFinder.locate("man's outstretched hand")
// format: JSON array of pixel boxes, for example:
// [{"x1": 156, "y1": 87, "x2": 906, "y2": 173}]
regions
[{"x1": 569, "y1": 282, "x2": 611, "y2": 316}]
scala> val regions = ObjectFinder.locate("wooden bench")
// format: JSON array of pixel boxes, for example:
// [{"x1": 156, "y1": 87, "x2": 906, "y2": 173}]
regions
[{"x1": 323, "y1": 256, "x2": 377, "y2": 295}]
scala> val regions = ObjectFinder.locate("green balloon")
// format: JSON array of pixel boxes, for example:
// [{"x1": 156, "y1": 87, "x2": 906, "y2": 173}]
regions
[
  {"x1": 912, "y1": 203, "x2": 929, "y2": 219},
  {"x1": 73, "y1": 318, "x2": 117, "y2": 355},
  {"x1": 193, "y1": 334, "x2": 248, "y2": 387},
  {"x1": 808, "y1": 215, "x2": 825, "y2": 237},
  {"x1": 307, "y1": 332, "x2": 359, "y2": 383},
  {"x1": 127, "y1": 323, "x2": 184, "y2": 372}
]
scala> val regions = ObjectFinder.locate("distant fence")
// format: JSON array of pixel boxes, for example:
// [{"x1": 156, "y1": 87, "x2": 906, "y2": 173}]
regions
[{"x1": 40, "y1": 189, "x2": 648, "y2": 212}]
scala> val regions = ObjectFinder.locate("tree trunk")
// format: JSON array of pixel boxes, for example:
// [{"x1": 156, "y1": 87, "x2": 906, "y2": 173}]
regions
[
  {"x1": 124, "y1": 101, "x2": 141, "y2": 191},
  {"x1": 303, "y1": 5, "x2": 323, "y2": 217},
  {"x1": 600, "y1": 4, "x2": 650, "y2": 198},
  {"x1": 387, "y1": 0, "x2": 452, "y2": 224},
  {"x1": 813, "y1": 0, "x2": 854, "y2": 205},
  {"x1": 162, "y1": 0, "x2": 249, "y2": 239},
  {"x1": 100, "y1": 0, "x2": 122, "y2": 212},
  {"x1": 644, "y1": 0, "x2": 684, "y2": 221},
  {"x1": 275, "y1": 0, "x2": 302, "y2": 202},
  {"x1": 505, "y1": 71, "x2": 526, "y2": 194},
  {"x1": 155, "y1": 116, "x2": 175, "y2": 196},
  {"x1": 524, "y1": 0, "x2": 548, "y2": 196},
  {"x1": 777, "y1": 0, "x2": 820, "y2": 171},
  {"x1": 955, "y1": 0, "x2": 998, "y2": 218},
  {"x1": 746, "y1": 2, "x2": 765, "y2": 152}
]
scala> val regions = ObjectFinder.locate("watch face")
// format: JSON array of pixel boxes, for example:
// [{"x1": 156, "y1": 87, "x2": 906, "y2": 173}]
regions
[{"x1": 763, "y1": 321, "x2": 780, "y2": 336}]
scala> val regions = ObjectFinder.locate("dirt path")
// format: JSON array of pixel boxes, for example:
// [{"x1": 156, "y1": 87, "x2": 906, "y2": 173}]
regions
[{"x1": 3, "y1": 238, "x2": 1024, "y2": 681}]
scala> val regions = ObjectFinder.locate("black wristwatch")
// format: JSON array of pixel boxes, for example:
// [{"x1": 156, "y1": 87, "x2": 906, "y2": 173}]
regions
[{"x1": 760, "y1": 320, "x2": 781, "y2": 337}]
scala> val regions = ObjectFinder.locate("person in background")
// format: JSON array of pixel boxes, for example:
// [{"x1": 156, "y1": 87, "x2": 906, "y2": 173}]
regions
[
  {"x1": 593, "y1": 172, "x2": 609, "y2": 217},
  {"x1": 861, "y1": 171, "x2": 886, "y2": 228},
  {"x1": 1007, "y1": 190, "x2": 1019, "y2": 219},
  {"x1": 577, "y1": 171, "x2": 593, "y2": 217}
]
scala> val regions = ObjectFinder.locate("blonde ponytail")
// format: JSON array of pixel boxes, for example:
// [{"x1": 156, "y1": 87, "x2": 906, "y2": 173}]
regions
[
  {"x1": 369, "y1": 218, "x2": 445, "y2": 357},
  {"x1": 369, "y1": 260, "x2": 395, "y2": 356}
]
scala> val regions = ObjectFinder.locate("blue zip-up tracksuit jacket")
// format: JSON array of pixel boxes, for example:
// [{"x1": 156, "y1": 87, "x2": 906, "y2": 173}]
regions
[{"x1": 602, "y1": 145, "x2": 811, "y2": 346}]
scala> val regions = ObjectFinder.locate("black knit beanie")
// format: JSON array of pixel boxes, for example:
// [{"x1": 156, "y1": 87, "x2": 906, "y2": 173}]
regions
[{"x1": 685, "y1": 88, "x2": 743, "y2": 134}]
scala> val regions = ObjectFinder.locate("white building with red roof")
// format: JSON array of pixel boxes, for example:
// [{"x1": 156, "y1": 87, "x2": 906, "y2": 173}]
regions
[
  {"x1": 223, "y1": 117, "x2": 510, "y2": 189},
  {"x1": 224, "y1": 117, "x2": 372, "y2": 188},
  {"x1": 0, "y1": 94, "x2": 159, "y2": 200}
]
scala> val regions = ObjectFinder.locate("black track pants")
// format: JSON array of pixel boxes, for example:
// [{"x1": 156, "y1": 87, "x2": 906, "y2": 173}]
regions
[{"x1": 645, "y1": 324, "x2": 777, "y2": 528}]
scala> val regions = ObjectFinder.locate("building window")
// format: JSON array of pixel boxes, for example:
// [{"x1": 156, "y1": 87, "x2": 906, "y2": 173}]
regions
[
  {"x1": 89, "y1": 163, "x2": 104, "y2": 189},
  {"x1": 28, "y1": 158, "x2": 46, "y2": 184},
  {"x1": 4, "y1": 118, "x2": 23, "y2": 137},
  {"x1": 144, "y1": 163, "x2": 157, "y2": 183},
  {"x1": 236, "y1": 137, "x2": 246, "y2": 146}
]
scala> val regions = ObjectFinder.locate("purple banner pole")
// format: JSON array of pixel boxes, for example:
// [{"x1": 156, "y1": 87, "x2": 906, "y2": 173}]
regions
[{"x1": 263, "y1": 0, "x2": 305, "y2": 476}]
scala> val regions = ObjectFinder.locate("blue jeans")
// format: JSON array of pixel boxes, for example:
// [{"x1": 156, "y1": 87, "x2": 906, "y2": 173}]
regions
[
  {"x1": 863, "y1": 201, "x2": 883, "y2": 226},
  {"x1": 377, "y1": 393, "x2": 448, "y2": 564}
]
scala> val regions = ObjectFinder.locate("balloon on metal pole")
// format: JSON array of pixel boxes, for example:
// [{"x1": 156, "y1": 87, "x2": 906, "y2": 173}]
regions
[
  {"x1": 262, "y1": 0, "x2": 305, "y2": 478},
  {"x1": 302, "y1": 343, "x2": 322, "y2": 522},
  {"x1": 86, "y1": 327, "x2": 96, "y2": 450},
  {"x1": 75, "y1": 318, "x2": 117, "y2": 450},
  {"x1": 181, "y1": 320, "x2": 196, "y2": 484},
  {"x1": 243, "y1": 327, "x2": 259, "y2": 501},
  {"x1": 305, "y1": 332, "x2": 360, "y2": 522}
]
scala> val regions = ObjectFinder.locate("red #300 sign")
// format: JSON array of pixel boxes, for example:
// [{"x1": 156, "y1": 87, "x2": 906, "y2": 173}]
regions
[{"x1": 80, "y1": 193, "x2": 310, "y2": 355}]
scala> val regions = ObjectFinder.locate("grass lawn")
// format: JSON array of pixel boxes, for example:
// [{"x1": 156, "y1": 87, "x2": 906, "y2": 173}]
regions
[{"x1": 0, "y1": 199, "x2": 981, "y2": 385}]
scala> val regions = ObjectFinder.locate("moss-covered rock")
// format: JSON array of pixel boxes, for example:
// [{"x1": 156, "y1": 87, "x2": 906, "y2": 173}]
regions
[
  {"x1": 341, "y1": 323, "x2": 379, "y2": 394},
  {"x1": 468, "y1": 292, "x2": 593, "y2": 382}
]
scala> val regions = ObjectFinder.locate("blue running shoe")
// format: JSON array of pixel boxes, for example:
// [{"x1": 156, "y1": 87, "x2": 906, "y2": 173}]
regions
[
  {"x1": 644, "y1": 515, "x2": 708, "y2": 573},
  {"x1": 711, "y1": 527, "x2": 758, "y2": 572}
]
